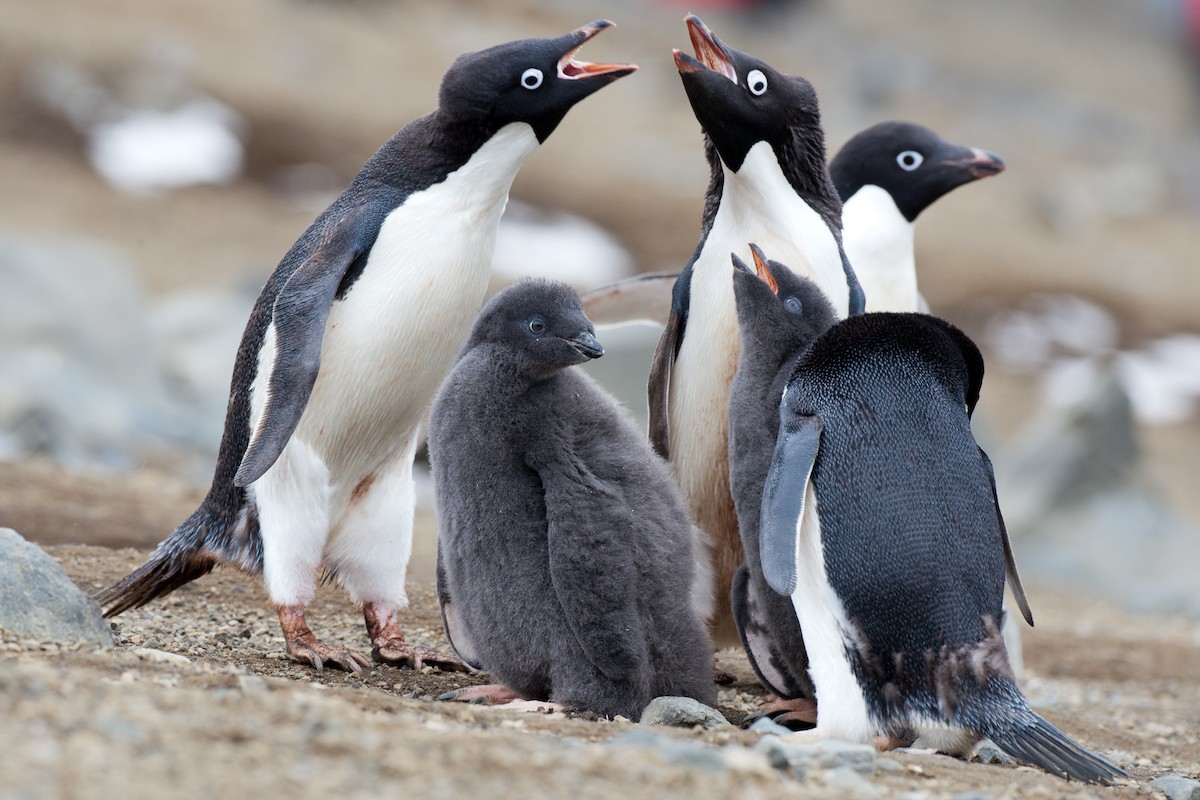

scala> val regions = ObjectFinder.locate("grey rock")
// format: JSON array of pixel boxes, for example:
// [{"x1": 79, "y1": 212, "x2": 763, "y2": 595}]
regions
[
  {"x1": 823, "y1": 766, "x2": 883, "y2": 798},
  {"x1": 1150, "y1": 775, "x2": 1200, "y2": 800},
  {"x1": 755, "y1": 736, "x2": 876, "y2": 776},
  {"x1": 747, "y1": 716, "x2": 793, "y2": 737},
  {"x1": 0, "y1": 528, "x2": 112, "y2": 647},
  {"x1": 971, "y1": 740, "x2": 1015, "y2": 765},
  {"x1": 638, "y1": 696, "x2": 731, "y2": 730},
  {"x1": 952, "y1": 793, "x2": 997, "y2": 800},
  {"x1": 606, "y1": 729, "x2": 726, "y2": 772}
]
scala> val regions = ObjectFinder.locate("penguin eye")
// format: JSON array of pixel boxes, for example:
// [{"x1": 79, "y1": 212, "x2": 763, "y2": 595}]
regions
[
  {"x1": 897, "y1": 150, "x2": 924, "y2": 171},
  {"x1": 783, "y1": 297, "x2": 802, "y2": 315},
  {"x1": 746, "y1": 69, "x2": 768, "y2": 96},
  {"x1": 520, "y1": 68, "x2": 544, "y2": 90},
  {"x1": 528, "y1": 318, "x2": 546, "y2": 334}
]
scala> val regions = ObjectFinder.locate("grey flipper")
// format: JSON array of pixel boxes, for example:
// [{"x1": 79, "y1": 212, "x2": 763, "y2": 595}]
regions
[
  {"x1": 580, "y1": 271, "x2": 679, "y2": 329},
  {"x1": 842, "y1": 250, "x2": 867, "y2": 316},
  {"x1": 234, "y1": 213, "x2": 373, "y2": 487},
  {"x1": 731, "y1": 563, "x2": 789, "y2": 697},
  {"x1": 436, "y1": 547, "x2": 483, "y2": 671},
  {"x1": 647, "y1": 267, "x2": 692, "y2": 459},
  {"x1": 760, "y1": 413, "x2": 823, "y2": 596},
  {"x1": 979, "y1": 446, "x2": 1034, "y2": 627},
  {"x1": 539, "y1": 455, "x2": 650, "y2": 681}
]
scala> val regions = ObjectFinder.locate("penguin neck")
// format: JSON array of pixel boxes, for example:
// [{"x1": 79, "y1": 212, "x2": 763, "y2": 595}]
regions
[
  {"x1": 841, "y1": 185, "x2": 918, "y2": 313},
  {"x1": 364, "y1": 117, "x2": 539, "y2": 206}
]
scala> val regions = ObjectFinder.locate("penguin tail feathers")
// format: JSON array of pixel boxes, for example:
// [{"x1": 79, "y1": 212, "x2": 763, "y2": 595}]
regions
[
  {"x1": 94, "y1": 503, "x2": 257, "y2": 617},
  {"x1": 985, "y1": 714, "x2": 1127, "y2": 784}
]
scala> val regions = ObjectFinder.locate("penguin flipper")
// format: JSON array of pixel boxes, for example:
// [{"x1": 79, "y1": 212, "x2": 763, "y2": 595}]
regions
[
  {"x1": 580, "y1": 271, "x2": 679, "y2": 329},
  {"x1": 647, "y1": 268, "x2": 692, "y2": 459},
  {"x1": 234, "y1": 215, "x2": 371, "y2": 487},
  {"x1": 731, "y1": 563, "x2": 791, "y2": 697},
  {"x1": 760, "y1": 412, "x2": 823, "y2": 596},
  {"x1": 436, "y1": 547, "x2": 484, "y2": 671},
  {"x1": 978, "y1": 446, "x2": 1034, "y2": 627},
  {"x1": 538, "y1": 458, "x2": 650, "y2": 682}
]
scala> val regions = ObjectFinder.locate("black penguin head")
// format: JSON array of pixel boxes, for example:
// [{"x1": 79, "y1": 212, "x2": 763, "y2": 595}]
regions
[
  {"x1": 438, "y1": 21, "x2": 637, "y2": 143},
  {"x1": 469, "y1": 279, "x2": 604, "y2": 379},
  {"x1": 830, "y1": 121, "x2": 1005, "y2": 221},
  {"x1": 731, "y1": 244, "x2": 837, "y2": 351},
  {"x1": 674, "y1": 16, "x2": 827, "y2": 175}
]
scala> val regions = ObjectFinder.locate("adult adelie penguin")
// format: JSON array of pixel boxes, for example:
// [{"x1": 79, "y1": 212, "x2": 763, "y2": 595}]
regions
[
  {"x1": 649, "y1": 16, "x2": 863, "y2": 646},
  {"x1": 757, "y1": 312, "x2": 1124, "y2": 783},
  {"x1": 429, "y1": 279, "x2": 715, "y2": 719},
  {"x1": 96, "y1": 23, "x2": 636, "y2": 672},
  {"x1": 831, "y1": 121, "x2": 1004, "y2": 312}
]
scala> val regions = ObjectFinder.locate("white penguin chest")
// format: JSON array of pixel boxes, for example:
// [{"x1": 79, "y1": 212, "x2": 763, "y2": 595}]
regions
[
  {"x1": 842, "y1": 185, "x2": 918, "y2": 313},
  {"x1": 263, "y1": 123, "x2": 540, "y2": 481},
  {"x1": 668, "y1": 142, "x2": 847, "y2": 491}
]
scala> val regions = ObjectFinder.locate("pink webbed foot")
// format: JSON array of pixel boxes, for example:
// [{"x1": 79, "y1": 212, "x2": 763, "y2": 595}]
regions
[
  {"x1": 742, "y1": 695, "x2": 819, "y2": 729},
  {"x1": 438, "y1": 684, "x2": 563, "y2": 713},
  {"x1": 363, "y1": 601, "x2": 467, "y2": 672},
  {"x1": 277, "y1": 604, "x2": 370, "y2": 674}
]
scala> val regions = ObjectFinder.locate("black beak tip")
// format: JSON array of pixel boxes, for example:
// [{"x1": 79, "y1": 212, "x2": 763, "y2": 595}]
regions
[{"x1": 730, "y1": 252, "x2": 752, "y2": 274}]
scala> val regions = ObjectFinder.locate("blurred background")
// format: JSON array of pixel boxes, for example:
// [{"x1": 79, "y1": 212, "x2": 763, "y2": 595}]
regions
[{"x1": 1, "y1": 0, "x2": 1198, "y2": 618}]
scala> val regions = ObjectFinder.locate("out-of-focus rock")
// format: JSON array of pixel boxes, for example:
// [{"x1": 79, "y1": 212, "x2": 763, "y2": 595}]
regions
[
  {"x1": 0, "y1": 528, "x2": 113, "y2": 647},
  {"x1": 491, "y1": 201, "x2": 635, "y2": 292}
]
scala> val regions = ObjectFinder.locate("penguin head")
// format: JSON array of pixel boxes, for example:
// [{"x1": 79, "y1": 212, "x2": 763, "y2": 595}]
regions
[
  {"x1": 731, "y1": 244, "x2": 837, "y2": 353},
  {"x1": 831, "y1": 121, "x2": 1005, "y2": 221},
  {"x1": 469, "y1": 278, "x2": 605, "y2": 378},
  {"x1": 438, "y1": 21, "x2": 637, "y2": 143},
  {"x1": 674, "y1": 16, "x2": 825, "y2": 174}
]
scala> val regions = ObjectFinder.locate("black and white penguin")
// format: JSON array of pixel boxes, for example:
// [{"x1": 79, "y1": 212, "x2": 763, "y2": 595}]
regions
[
  {"x1": 831, "y1": 121, "x2": 1004, "y2": 312},
  {"x1": 428, "y1": 279, "x2": 715, "y2": 719},
  {"x1": 757, "y1": 312, "x2": 1123, "y2": 783},
  {"x1": 95, "y1": 23, "x2": 636, "y2": 672},
  {"x1": 726, "y1": 245, "x2": 837, "y2": 724},
  {"x1": 648, "y1": 15, "x2": 862, "y2": 647}
]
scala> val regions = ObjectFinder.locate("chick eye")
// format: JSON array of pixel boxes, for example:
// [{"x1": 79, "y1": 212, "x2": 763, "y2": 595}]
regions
[
  {"x1": 897, "y1": 150, "x2": 924, "y2": 171},
  {"x1": 529, "y1": 318, "x2": 545, "y2": 334},
  {"x1": 783, "y1": 297, "x2": 802, "y2": 315},
  {"x1": 747, "y1": 69, "x2": 768, "y2": 96},
  {"x1": 521, "y1": 68, "x2": 544, "y2": 90}
]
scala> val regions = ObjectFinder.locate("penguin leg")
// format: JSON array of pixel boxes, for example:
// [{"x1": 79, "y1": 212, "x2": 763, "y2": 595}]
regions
[
  {"x1": 325, "y1": 445, "x2": 465, "y2": 673},
  {"x1": 255, "y1": 437, "x2": 364, "y2": 672}
]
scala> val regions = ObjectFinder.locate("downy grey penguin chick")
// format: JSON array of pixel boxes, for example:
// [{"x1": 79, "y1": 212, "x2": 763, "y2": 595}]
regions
[
  {"x1": 96, "y1": 23, "x2": 636, "y2": 672},
  {"x1": 650, "y1": 16, "x2": 862, "y2": 648},
  {"x1": 727, "y1": 245, "x2": 837, "y2": 725},
  {"x1": 757, "y1": 312, "x2": 1123, "y2": 783},
  {"x1": 429, "y1": 279, "x2": 715, "y2": 719}
]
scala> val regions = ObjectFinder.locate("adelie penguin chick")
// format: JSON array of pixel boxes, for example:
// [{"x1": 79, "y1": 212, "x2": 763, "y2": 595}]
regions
[
  {"x1": 649, "y1": 15, "x2": 863, "y2": 648},
  {"x1": 726, "y1": 245, "x2": 837, "y2": 725},
  {"x1": 429, "y1": 279, "x2": 715, "y2": 720},
  {"x1": 831, "y1": 121, "x2": 1004, "y2": 313},
  {"x1": 96, "y1": 23, "x2": 636, "y2": 673},
  {"x1": 757, "y1": 311, "x2": 1125, "y2": 783}
]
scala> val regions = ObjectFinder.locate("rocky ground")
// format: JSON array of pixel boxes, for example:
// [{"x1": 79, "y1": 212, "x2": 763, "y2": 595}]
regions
[{"x1": 0, "y1": 535, "x2": 1197, "y2": 800}]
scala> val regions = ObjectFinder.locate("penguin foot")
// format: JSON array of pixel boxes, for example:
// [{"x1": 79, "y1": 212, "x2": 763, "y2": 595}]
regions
[
  {"x1": 741, "y1": 696, "x2": 818, "y2": 730},
  {"x1": 363, "y1": 601, "x2": 468, "y2": 672},
  {"x1": 277, "y1": 604, "x2": 370, "y2": 674},
  {"x1": 437, "y1": 683, "x2": 524, "y2": 704},
  {"x1": 437, "y1": 685, "x2": 563, "y2": 713},
  {"x1": 712, "y1": 659, "x2": 737, "y2": 685}
]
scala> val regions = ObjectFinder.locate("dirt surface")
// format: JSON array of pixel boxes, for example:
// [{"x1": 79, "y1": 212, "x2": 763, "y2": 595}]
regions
[{"x1": 0, "y1": 535, "x2": 1196, "y2": 799}]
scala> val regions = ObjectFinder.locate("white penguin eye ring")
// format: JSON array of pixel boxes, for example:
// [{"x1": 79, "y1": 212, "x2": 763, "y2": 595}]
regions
[
  {"x1": 747, "y1": 69, "x2": 768, "y2": 96},
  {"x1": 897, "y1": 150, "x2": 924, "y2": 171},
  {"x1": 521, "y1": 68, "x2": 544, "y2": 90}
]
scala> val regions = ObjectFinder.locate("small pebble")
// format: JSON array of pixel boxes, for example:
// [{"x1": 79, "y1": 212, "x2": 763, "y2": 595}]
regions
[
  {"x1": 639, "y1": 696, "x2": 731, "y2": 730},
  {"x1": 823, "y1": 766, "x2": 884, "y2": 798},
  {"x1": 747, "y1": 716, "x2": 792, "y2": 737}
]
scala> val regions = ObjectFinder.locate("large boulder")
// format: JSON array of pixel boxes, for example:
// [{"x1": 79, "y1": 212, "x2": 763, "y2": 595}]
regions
[{"x1": 0, "y1": 528, "x2": 113, "y2": 647}]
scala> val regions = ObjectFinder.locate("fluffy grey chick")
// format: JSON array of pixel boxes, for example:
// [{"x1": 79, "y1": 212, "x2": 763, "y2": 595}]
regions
[
  {"x1": 727, "y1": 244, "x2": 837, "y2": 726},
  {"x1": 428, "y1": 278, "x2": 715, "y2": 720}
]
